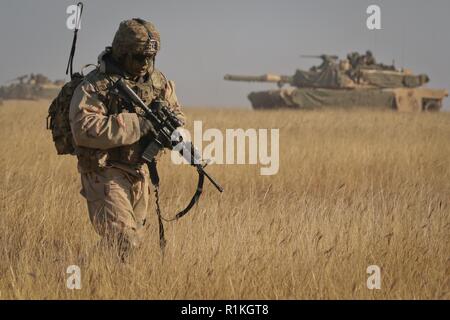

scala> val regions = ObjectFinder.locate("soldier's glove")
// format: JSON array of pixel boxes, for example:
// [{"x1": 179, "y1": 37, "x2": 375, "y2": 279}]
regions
[{"x1": 138, "y1": 115, "x2": 157, "y2": 139}]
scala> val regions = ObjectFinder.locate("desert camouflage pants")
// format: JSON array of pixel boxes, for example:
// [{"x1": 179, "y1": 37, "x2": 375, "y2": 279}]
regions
[{"x1": 80, "y1": 166, "x2": 150, "y2": 252}]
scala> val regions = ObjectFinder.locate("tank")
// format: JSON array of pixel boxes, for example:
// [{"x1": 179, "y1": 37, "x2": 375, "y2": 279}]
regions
[
  {"x1": 0, "y1": 73, "x2": 64, "y2": 101},
  {"x1": 224, "y1": 51, "x2": 448, "y2": 111}
]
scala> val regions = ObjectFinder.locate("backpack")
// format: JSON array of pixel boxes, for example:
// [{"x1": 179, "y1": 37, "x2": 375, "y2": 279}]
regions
[{"x1": 46, "y1": 72, "x2": 84, "y2": 155}]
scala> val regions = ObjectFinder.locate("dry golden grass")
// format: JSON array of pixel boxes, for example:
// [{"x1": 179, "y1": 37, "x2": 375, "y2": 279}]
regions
[{"x1": 0, "y1": 100, "x2": 448, "y2": 299}]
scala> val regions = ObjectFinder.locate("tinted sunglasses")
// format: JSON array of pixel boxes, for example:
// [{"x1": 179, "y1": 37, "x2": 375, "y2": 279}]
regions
[{"x1": 132, "y1": 53, "x2": 154, "y2": 63}]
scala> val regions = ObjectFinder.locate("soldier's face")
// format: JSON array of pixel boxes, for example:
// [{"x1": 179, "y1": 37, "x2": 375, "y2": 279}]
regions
[{"x1": 123, "y1": 52, "x2": 154, "y2": 77}]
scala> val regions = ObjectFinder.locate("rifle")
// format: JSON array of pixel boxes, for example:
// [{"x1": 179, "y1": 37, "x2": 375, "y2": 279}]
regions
[{"x1": 112, "y1": 78, "x2": 223, "y2": 251}]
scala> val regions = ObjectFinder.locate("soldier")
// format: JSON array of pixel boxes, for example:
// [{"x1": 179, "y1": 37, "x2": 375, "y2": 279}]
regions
[
  {"x1": 362, "y1": 50, "x2": 376, "y2": 66},
  {"x1": 347, "y1": 52, "x2": 360, "y2": 70},
  {"x1": 69, "y1": 18, "x2": 184, "y2": 259}
]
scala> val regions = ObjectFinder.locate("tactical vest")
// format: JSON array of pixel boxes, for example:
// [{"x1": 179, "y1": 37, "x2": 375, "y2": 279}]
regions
[{"x1": 75, "y1": 68, "x2": 168, "y2": 173}]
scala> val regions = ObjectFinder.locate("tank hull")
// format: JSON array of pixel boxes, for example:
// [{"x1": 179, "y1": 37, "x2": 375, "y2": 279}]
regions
[{"x1": 248, "y1": 88, "x2": 448, "y2": 112}]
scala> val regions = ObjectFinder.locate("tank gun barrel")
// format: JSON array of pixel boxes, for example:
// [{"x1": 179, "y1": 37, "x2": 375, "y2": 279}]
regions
[
  {"x1": 8, "y1": 75, "x2": 28, "y2": 83},
  {"x1": 224, "y1": 73, "x2": 292, "y2": 83},
  {"x1": 300, "y1": 54, "x2": 338, "y2": 60}
]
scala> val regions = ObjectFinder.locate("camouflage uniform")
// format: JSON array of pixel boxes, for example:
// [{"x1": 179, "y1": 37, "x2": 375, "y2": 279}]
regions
[{"x1": 69, "y1": 19, "x2": 184, "y2": 254}]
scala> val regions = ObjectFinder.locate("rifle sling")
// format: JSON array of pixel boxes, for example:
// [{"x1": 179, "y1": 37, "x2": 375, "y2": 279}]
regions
[
  {"x1": 147, "y1": 160, "x2": 205, "y2": 253},
  {"x1": 174, "y1": 167, "x2": 205, "y2": 220}
]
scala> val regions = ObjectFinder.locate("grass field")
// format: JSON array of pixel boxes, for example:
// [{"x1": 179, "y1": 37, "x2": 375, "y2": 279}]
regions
[{"x1": 0, "y1": 100, "x2": 448, "y2": 299}]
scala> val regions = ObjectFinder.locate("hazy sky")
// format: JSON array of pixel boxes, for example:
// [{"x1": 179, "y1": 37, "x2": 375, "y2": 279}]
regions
[{"x1": 0, "y1": 0, "x2": 449, "y2": 108}]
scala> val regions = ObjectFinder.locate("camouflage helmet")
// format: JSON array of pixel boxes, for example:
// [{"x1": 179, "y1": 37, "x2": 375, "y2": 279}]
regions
[{"x1": 111, "y1": 18, "x2": 161, "y2": 61}]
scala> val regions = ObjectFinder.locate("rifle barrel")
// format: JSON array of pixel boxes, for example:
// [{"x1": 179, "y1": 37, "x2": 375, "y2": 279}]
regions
[{"x1": 197, "y1": 165, "x2": 224, "y2": 192}]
